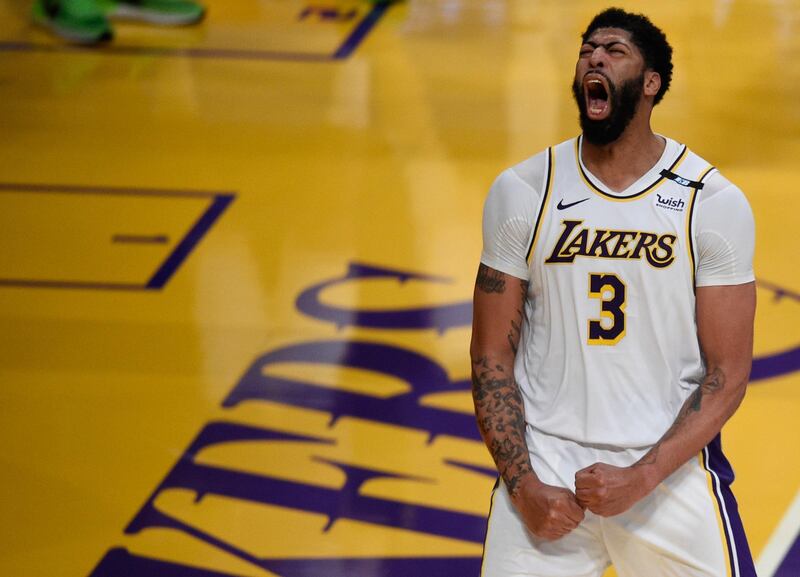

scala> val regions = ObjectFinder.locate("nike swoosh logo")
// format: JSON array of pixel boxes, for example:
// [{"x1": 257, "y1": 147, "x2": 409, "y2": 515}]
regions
[{"x1": 556, "y1": 197, "x2": 590, "y2": 210}]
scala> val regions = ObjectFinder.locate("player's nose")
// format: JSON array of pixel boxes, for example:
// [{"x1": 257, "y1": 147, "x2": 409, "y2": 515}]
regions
[{"x1": 588, "y1": 46, "x2": 607, "y2": 68}]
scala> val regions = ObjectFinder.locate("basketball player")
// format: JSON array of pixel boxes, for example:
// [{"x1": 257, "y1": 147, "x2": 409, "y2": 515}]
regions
[{"x1": 471, "y1": 8, "x2": 756, "y2": 577}]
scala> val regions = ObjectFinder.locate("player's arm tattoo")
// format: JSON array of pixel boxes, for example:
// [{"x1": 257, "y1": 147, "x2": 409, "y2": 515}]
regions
[
  {"x1": 472, "y1": 357, "x2": 532, "y2": 496},
  {"x1": 476, "y1": 263, "x2": 506, "y2": 294},
  {"x1": 472, "y1": 277, "x2": 531, "y2": 497},
  {"x1": 633, "y1": 367, "x2": 726, "y2": 468}
]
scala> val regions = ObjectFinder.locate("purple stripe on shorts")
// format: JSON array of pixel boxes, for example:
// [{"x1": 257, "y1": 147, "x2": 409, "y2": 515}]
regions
[{"x1": 704, "y1": 434, "x2": 757, "y2": 577}]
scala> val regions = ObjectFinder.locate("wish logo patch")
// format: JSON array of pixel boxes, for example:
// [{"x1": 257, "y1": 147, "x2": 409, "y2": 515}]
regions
[{"x1": 655, "y1": 193, "x2": 685, "y2": 212}]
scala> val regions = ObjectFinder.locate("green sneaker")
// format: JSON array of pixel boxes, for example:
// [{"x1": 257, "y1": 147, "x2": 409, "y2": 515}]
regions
[
  {"x1": 32, "y1": 0, "x2": 113, "y2": 44},
  {"x1": 103, "y1": 0, "x2": 205, "y2": 26}
]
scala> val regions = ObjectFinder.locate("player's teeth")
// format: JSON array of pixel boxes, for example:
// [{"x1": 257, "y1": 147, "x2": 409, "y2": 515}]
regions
[{"x1": 589, "y1": 99, "x2": 606, "y2": 114}]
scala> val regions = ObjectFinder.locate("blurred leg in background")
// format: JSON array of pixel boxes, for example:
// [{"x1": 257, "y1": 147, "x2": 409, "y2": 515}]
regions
[{"x1": 32, "y1": 0, "x2": 205, "y2": 44}]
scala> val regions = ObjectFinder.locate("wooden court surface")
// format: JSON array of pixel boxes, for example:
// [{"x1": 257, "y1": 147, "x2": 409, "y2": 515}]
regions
[{"x1": 0, "y1": 1, "x2": 798, "y2": 576}]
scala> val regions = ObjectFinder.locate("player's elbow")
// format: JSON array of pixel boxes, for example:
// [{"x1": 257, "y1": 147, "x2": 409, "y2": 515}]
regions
[
  {"x1": 469, "y1": 338, "x2": 514, "y2": 371},
  {"x1": 469, "y1": 330, "x2": 492, "y2": 367},
  {"x1": 469, "y1": 333, "x2": 482, "y2": 365},
  {"x1": 720, "y1": 363, "x2": 750, "y2": 414},
  {"x1": 732, "y1": 371, "x2": 750, "y2": 408},
  {"x1": 728, "y1": 358, "x2": 751, "y2": 399}
]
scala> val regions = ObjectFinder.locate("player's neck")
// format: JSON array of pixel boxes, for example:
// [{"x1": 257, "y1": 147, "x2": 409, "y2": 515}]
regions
[{"x1": 581, "y1": 119, "x2": 665, "y2": 193}]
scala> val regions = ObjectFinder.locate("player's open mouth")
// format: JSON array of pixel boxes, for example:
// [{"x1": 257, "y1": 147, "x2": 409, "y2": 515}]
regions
[{"x1": 584, "y1": 76, "x2": 610, "y2": 120}]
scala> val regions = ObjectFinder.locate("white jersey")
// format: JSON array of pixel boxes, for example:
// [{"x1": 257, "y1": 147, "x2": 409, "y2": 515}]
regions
[{"x1": 480, "y1": 136, "x2": 755, "y2": 448}]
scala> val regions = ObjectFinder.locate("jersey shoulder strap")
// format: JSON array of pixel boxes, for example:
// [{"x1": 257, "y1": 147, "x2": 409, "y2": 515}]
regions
[{"x1": 663, "y1": 147, "x2": 716, "y2": 190}]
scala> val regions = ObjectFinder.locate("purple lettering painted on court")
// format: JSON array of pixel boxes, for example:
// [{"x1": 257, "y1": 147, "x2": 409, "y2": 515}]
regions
[
  {"x1": 260, "y1": 556, "x2": 481, "y2": 577},
  {"x1": 298, "y1": 6, "x2": 357, "y2": 21},
  {"x1": 750, "y1": 346, "x2": 800, "y2": 382},
  {"x1": 89, "y1": 266, "x2": 800, "y2": 577},
  {"x1": 223, "y1": 339, "x2": 478, "y2": 442},
  {"x1": 91, "y1": 548, "x2": 482, "y2": 577},
  {"x1": 91, "y1": 548, "x2": 244, "y2": 577},
  {"x1": 295, "y1": 262, "x2": 472, "y2": 332},
  {"x1": 124, "y1": 421, "x2": 485, "y2": 542},
  {"x1": 88, "y1": 419, "x2": 488, "y2": 576}
]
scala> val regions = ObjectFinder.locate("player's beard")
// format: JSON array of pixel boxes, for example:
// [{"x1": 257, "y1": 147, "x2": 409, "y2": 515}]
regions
[{"x1": 572, "y1": 71, "x2": 644, "y2": 146}]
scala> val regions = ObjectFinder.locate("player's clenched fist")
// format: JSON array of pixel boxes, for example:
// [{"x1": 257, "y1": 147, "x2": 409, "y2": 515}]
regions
[
  {"x1": 574, "y1": 462, "x2": 655, "y2": 517},
  {"x1": 510, "y1": 477, "x2": 585, "y2": 541}
]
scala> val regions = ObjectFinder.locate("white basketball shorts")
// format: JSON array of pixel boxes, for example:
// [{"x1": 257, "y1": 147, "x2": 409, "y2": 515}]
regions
[{"x1": 480, "y1": 427, "x2": 756, "y2": 577}]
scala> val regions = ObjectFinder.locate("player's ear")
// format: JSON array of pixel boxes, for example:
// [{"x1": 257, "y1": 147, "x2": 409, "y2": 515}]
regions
[{"x1": 644, "y1": 70, "x2": 661, "y2": 98}]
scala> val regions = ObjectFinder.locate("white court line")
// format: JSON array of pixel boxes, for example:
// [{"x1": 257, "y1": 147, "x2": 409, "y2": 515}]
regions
[{"x1": 756, "y1": 488, "x2": 800, "y2": 577}]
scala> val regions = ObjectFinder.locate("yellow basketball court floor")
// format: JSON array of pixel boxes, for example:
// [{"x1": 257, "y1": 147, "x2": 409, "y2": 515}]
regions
[{"x1": 0, "y1": 1, "x2": 798, "y2": 576}]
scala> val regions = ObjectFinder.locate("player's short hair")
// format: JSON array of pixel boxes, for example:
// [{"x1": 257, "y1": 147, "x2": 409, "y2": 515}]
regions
[{"x1": 581, "y1": 8, "x2": 673, "y2": 105}]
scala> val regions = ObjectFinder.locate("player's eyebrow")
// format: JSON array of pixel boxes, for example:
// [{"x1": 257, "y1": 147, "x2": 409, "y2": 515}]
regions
[{"x1": 582, "y1": 40, "x2": 630, "y2": 50}]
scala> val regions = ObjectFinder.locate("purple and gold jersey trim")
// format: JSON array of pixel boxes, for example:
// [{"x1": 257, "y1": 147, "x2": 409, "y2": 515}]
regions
[
  {"x1": 686, "y1": 165, "x2": 718, "y2": 288},
  {"x1": 575, "y1": 136, "x2": 689, "y2": 201},
  {"x1": 525, "y1": 146, "x2": 554, "y2": 264}
]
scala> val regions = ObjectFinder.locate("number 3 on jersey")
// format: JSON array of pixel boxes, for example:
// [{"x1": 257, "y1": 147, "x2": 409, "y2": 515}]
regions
[{"x1": 587, "y1": 273, "x2": 626, "y2": 345}]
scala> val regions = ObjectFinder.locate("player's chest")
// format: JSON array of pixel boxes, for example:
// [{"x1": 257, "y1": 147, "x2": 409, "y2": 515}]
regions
[{"x1": 536, "y1": 183, "x2": 694, "y2": 269}]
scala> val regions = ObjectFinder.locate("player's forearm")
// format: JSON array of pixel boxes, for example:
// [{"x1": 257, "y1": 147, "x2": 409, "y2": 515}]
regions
[
  {"x1": 470, "y1": 265, "x2": 536, "y2": 497},
  {"x1": 633, "y1": 361, "x2": 750, "y2": 489},
  {"x1": 471, "y1": 350, "x2": 538, "y2": 498}
]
